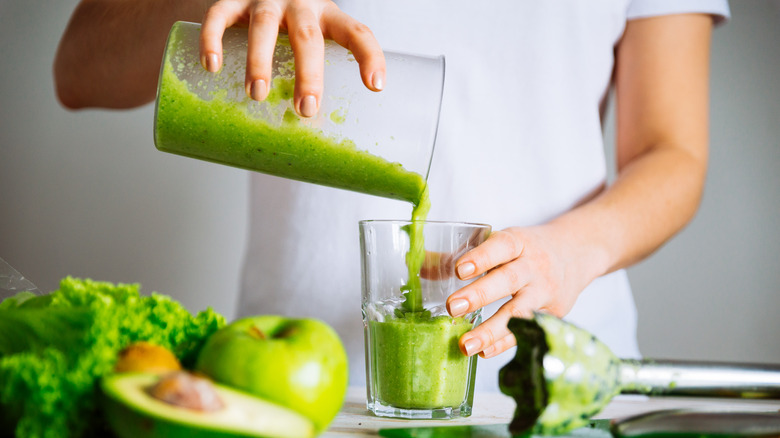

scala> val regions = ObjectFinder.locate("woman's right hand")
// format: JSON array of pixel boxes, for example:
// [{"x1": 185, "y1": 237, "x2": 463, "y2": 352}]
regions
[{"x1": 199, "y1": 0, "x2": 386, "y2": 117}]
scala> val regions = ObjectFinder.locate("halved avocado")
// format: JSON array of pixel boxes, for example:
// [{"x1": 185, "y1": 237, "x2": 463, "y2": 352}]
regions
[{"x1": 101, "y1": 373, "x2": 315, "y2": 438}]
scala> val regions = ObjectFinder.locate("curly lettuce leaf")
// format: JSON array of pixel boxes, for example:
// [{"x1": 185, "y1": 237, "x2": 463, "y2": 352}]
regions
[
  {"x1": 0, "y1": 277, "x2": 225, "y2": 438},
  {"x1": 0, "y1": 291, "x2": 38, "y2": 310}
]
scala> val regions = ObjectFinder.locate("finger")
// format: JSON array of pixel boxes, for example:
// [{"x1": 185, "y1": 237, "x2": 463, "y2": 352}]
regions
[
  {"x1": 419, "y1": 251, "x2": 455, "y2": 281},
  {"x1": 200, "y1": 0, "x2": 247, "y2": 72},
  {"x1": 446, "y1": 258, "x2": 531, "y2": 317},
  {"x1": 455, "y1": 229, "x2": 525, "y2": 281},
  {"x1": 285, "y1": 5, "x2": 325, "y2": 117},
  {"x1": 422, "y1": 227, "x2": 490, "y2": 281},
  {"x1": 245, "y1": 2, "x2": 282, "y2": 100},
  {"x1": 458, "y1": 292, "x2": 542, "y2": 357},
  {"x1": 320, "y1": 5, "x2": 386, "y2": 91},
  {"x1": 480, "y1": 333, "x2": 517, "y2": 359}
]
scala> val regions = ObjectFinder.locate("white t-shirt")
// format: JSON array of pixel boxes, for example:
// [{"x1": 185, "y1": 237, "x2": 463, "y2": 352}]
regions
[{"x1": 237, "y1": 0, "x2": 730, "y2": 392}]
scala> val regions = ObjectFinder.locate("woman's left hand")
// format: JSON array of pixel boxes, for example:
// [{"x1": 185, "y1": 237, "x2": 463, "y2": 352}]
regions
[{"x1": 445, "y1": 224, "x2": 603, "y2": 359}]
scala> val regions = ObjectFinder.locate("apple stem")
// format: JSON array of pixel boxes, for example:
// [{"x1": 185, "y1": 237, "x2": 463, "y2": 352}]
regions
[{"x1": 248, "y1": 326, "x2": 266, "y2": 340}]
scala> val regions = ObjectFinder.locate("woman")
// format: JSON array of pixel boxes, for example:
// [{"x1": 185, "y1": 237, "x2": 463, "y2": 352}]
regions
[{"x1": 54, "y1": 0, "x2": 729, "y2": 390}]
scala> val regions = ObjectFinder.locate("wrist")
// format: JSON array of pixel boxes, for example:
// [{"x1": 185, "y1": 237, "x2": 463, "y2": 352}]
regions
[{"x1": 545, "y1": 213, "x2": 614, "y2": 285}]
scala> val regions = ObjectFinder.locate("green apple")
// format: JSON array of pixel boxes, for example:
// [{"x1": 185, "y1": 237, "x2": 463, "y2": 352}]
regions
[{"x1": 195, "y1": 315, "x2": 348, "y2": 432}]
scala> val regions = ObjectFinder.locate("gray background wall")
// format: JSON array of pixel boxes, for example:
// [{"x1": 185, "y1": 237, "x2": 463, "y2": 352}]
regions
[
  {"x1": 1, "y1": 1, "x2": 778, "y2": 363},
  {"x1": 611, "y1": 1, "x2": 780, "y2": 363}
]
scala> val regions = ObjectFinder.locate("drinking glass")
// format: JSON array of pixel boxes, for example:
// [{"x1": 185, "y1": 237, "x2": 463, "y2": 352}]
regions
[{"x1": 360, "y1": 220, "x2": 491, "y2": 419}]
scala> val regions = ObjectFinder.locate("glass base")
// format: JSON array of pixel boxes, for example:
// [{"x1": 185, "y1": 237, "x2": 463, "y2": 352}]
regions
[{"x1": 368, "y1": 399, "x2": 473, "y2": 419}]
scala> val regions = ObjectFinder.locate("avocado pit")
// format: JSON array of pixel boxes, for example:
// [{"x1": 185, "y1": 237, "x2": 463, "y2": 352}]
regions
[{"x1": 148, "y1": 371, "x2": 224, "y2": 412}]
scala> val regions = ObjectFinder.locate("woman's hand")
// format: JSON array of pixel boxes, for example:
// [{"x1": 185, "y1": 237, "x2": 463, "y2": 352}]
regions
[
  {"x1": 445, "y1": 224, "x2": 606, "y2": 359},
  {"x1": 199, "y1": 0, "x2": 386, "y2": 117}
]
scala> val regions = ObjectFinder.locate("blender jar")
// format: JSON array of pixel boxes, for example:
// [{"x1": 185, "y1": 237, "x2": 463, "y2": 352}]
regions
[{"x1": 154, "y1": 21, "x2": 444, "y2": 205}]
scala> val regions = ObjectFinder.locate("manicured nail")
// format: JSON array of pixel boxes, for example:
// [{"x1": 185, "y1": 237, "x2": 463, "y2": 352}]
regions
[
  {"x1": 463, "y1": 338, "x2": 482, "y2": 357},
  {"x1": 300, "y1": 95, "x2": 318, "y2": 118},
  {"x1": 457, "y1": 262, "x2": 476, "y2": 279},
  {"x1": 250, "y1": 79, "x2": 267, "y2": 101},
  {"x1": 205, "y1": 53, "x2": 219, "y2": 72},
  {"x1": 372, "y1": 71, "x2": 384, "y2": 91},
  {"x1": 448, "y1": 299, "x2": 469, "y2": 316}
]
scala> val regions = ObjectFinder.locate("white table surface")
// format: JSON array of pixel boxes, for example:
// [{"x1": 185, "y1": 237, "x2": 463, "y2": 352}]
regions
[{"x1": 323, "y1": 387, "x2": 780, "y2": 437}]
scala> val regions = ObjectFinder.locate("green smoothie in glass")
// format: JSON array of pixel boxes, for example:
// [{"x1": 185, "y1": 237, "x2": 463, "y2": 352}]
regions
[
  {"x1": 364, "y1": 193, "x2": 478, "y2": 412},
  {"x1": 361, "y1": 220, "x2": 488, "y2": 419},
  {"x1": 369, "y1": 315, "x2": 473, "y2": 409}
]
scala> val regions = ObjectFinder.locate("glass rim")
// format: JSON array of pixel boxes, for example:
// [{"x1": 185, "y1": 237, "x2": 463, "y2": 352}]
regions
[{"x1": 358, "y1": 219, "x2": 491, "y2": 229}]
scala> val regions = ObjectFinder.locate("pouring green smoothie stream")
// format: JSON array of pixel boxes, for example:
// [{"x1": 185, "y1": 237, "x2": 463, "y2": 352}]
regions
[{"x1": 155, "y1": 22, "x2": 475, "y2": 414}]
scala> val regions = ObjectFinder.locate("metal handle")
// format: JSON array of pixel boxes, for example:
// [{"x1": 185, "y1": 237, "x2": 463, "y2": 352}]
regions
[{"x1": 619, "y1": 359, "x2": 780, "y2": 398}]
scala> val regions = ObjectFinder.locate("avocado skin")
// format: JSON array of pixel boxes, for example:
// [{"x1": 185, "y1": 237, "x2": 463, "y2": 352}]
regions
[
  {"x1": 0, "y1": 407, "x2": 19, "y2": 438},
  {"x1": 103, "y1": 393, "x2": 261, "y2": 438}
]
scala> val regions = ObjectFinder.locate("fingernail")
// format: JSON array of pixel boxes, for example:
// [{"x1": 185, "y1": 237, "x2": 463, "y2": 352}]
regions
[
  {"x1": 300, "y1": 95, "x2": 318, "y2": 118},
  {"x1": 448, "y1": 299, "x2": 469, "y2": 316},
  {"x1": 457, "y1": 262, "x2": 476, "y2": 279},
  {"x1": 250, "y1": 79, "x2": 267, "y2": 101},
  {"x1": 205, "y1": 53, "x2": 219, "y2": 72},
  {"x1": 372, "y1": 71, "x2": 384, "y2": 91},
  {"x1": 463, "y1": 338, "x2": 482, "y2": 357}
]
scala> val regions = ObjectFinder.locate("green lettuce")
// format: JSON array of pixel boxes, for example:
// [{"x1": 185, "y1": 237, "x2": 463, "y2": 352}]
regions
[{"x1": 0, "y1": 277, "x2": 225, "y2": 438}]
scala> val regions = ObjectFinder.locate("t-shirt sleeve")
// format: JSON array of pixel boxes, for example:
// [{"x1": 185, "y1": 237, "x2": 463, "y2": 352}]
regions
[{"x1": 627, "y1": 0, "x2": 730, "y2": 24}]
